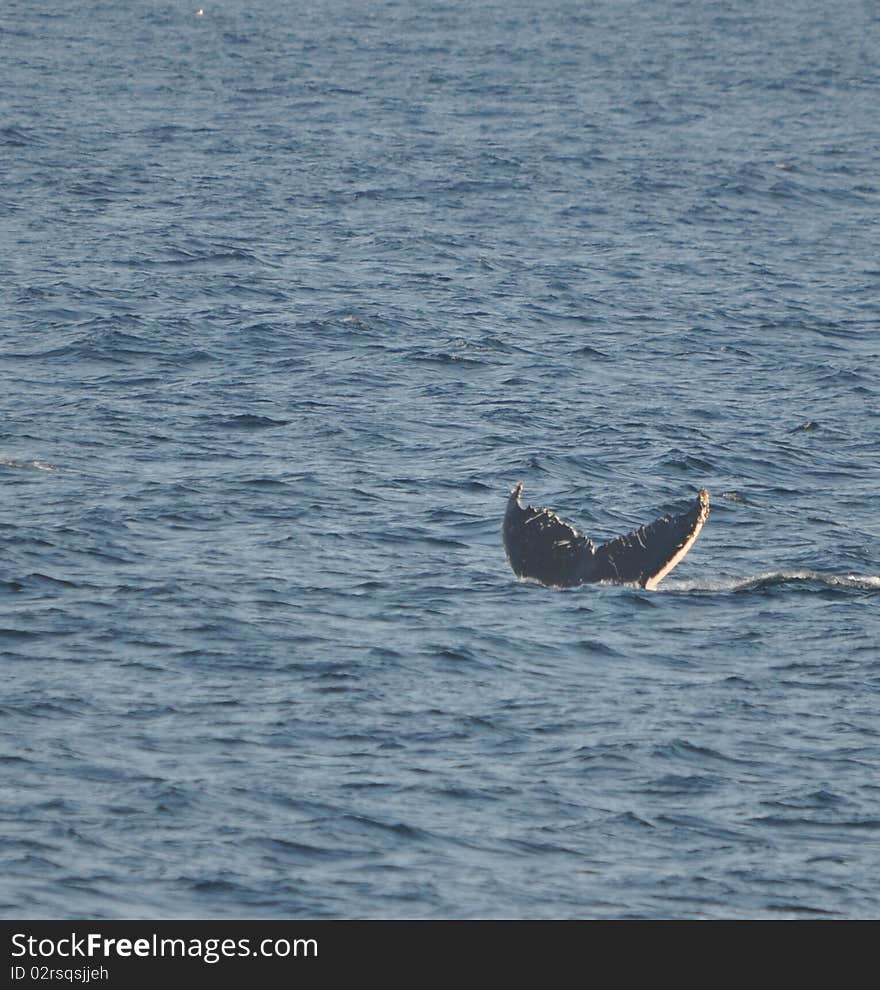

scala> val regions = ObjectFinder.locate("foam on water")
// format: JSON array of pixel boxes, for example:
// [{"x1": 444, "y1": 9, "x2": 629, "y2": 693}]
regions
[
  {"x1": 0, "y1": 458, "x2": 57, "y2": 472},
  {"x1": 660, "y1": 571, "x2": 880, "y2": 594}
]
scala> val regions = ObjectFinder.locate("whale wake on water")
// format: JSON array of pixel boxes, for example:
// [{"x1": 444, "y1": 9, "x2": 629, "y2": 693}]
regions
[{"x1": 659, "y1": 570, "x2": 880, "y2": 594}]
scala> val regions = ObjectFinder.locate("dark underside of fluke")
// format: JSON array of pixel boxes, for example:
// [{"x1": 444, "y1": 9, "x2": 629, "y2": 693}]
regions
[{"x1": 502, "y1": 482, "x2": 710, "y2": 590}]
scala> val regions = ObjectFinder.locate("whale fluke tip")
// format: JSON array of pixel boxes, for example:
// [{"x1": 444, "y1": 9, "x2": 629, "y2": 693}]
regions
[{"x1": 698, "y1": 487, "x2": 710, "y2": 516}]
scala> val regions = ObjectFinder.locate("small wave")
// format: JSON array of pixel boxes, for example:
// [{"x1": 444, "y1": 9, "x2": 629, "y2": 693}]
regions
[
  {"x1": 211, "y1": 414, "x2": 291, "y2": 430},
  {"x1": 405, "y1": 349, "x2": 487, "y2": 367},
  {"x1": 241, "y1": 477, "x2": 290, "y2": 489},
  {"x1": 577, "y1": 639, "x2": 623, "y2": 657},
  {"x1": 660, "y1": 571, "x2": 880, "y2": 594},
  {"x1": 0, "y1": 457, "x2": 57, "y2": 472},
  {"x1": 570, "y1": 345, "x2": 610, "y2": 360},
  {"x1": 652, "y1": 739, "x2": 747, "y2": 765},
  {"x1": 718, "y1": 491, "x2": 752, "y2": 504},
  {"x1": 17, "y1": 329, "x2": 155, "y2": 364},
  {"x1": 657, "y1": 451, "x2": 715, "y2": 473},
  {"x1": 0, "y1": 125, "x2": 39, "y2": 147}
]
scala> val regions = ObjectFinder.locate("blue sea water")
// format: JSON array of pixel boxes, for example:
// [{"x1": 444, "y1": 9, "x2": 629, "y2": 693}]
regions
[{"x1": 1, "y1": 0, "x2": 878, "y2": 919}]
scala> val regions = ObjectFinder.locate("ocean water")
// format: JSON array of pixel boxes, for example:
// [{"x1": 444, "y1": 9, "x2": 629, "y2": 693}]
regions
[{"x1": 1, "y1": 0, "x2": 878, "y2": 919}]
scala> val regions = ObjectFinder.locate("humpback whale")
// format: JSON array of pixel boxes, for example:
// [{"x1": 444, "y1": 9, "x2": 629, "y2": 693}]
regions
[{"x1": 503, "y1": 482, "x2": 710, "y2": 590}]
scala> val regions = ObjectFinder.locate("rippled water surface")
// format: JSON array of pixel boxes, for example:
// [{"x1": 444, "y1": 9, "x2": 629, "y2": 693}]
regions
[{"x1": 2, "y1": 0, "x2": 879, "y2": 918}]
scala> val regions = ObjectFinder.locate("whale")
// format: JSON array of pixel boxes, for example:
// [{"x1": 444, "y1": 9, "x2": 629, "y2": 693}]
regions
[{"x1": 503, "y1": 482, "x2": 710, "y2": 590}]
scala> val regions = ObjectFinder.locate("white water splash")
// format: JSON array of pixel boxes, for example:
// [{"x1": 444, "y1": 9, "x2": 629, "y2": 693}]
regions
[{"x1": 659, "y1": 570, "x2": 880, "y2": 593}]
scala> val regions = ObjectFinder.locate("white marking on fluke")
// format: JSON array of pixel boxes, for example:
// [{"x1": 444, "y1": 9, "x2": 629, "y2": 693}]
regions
[{"x1": 644, "y1": 488, "x2": 710, "y2": 591}]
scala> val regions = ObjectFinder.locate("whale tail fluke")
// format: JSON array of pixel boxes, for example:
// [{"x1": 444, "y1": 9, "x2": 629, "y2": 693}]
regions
[{"x1": 503, "y1": 483, "x2": 709, "y2": 590}]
